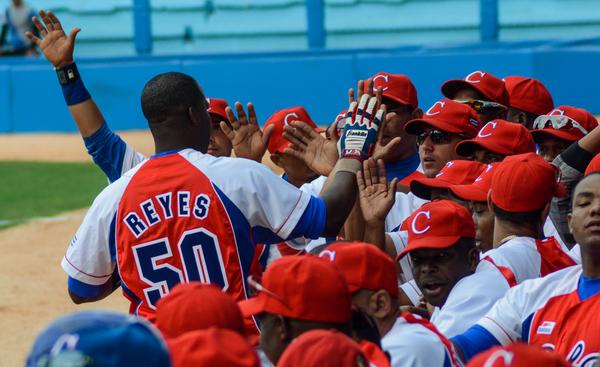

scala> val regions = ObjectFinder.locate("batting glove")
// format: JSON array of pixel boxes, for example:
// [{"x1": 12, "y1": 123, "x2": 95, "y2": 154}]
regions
[{"x1": 339, "y1": 95, "x2": 384, "y2": 162}]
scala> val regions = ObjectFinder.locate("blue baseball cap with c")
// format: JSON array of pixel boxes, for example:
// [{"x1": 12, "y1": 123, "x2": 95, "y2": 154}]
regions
[{"x1": 26, "y1": 310, "x2": 171, "y2": 367}]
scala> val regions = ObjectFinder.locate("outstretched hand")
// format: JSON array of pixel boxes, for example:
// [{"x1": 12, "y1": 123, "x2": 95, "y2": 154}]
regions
[
  {"x1": 357, "y1": 158, "x2": 397, "y2": 225},
  {"x1": 220, "y1": 102, "x2": 274, "y2": 162},
  {"x1": 26, "y1": 10, "x2": 80, "y2": 67},
  {"x1": 283, "y1": 120, "x2": 339, "y2": 176}
]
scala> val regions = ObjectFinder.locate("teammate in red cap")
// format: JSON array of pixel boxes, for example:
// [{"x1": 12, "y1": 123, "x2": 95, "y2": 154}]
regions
[
  {"x1": 319, "y1": 241, "x2": 461, "y2": 367},
  {"x1": 479, "y1": 153, "x2": 577, "y2": 286},
  {"x1": 455, "y1": 120, "x2": 536, "y2": 163},
  {"x1": 167, "y1": 328, "x2": 260, "y2": 367},
  {"x1": 531, "y1": 105, "x2": 599, "y2": 162},
  {"x1": 503, "y1": 76, "x2": 554, "y2": 129},
  {"x1": 586, "y1": 153, "x2": 600, "y2": 176},
  {"x1": 449, "y1": 163, "x2": 499, "y2": 253},
  {"x1": 238, "y1": 255, "x2": 353, "y2": 364},
  {"x1": 398, "y1": 200, "x2": 508, "y2": 337},
  {"x1": 466, "y1": 343, "x2": 570, "y2": 367},
  {"x1": 409, "y1": 160, "x2": 486, "y2": 202},
  {"x1": 452, "y1": 172, "x2": 600, "y2": 366},
  {"x1": 277, "y1": 329, "x2": 369, "y2": 367},
  {"x1": 441, "y1": 70, "x2": 509, "y2": 123}
]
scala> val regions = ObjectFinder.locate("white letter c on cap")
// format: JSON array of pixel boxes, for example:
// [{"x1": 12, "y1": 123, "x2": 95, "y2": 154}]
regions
[
  {"x1": 478, "y1": 121, "x2": 497, "y2": 138},
  {"x1": 319, "y1": 250, "x2": 336, "y2": 262},
  {"x1": 483, "y1": 350, "x2": 514, "y2": 367},
  {"x1": 465, "y1": 71, "x2": 486, "y2": 84},
  {"x1": 372, "y1": 74, "x2": 390, "y2": 91},
  {"x1": 284, "y1": 112, "x2": 299, "y2": 127},
  {"x1": 411, "y1": 211, "x2": 431, "y2": 234},
  {"x1": 426, "y1": 101, "x2": 446, "y2": 116}
]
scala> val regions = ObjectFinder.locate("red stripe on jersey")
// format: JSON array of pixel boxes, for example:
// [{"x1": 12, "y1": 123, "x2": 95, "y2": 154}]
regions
[
  {"x1": 115, "y1": 154, "x2": 248, "y2": 320},
  {"x1": 535, "y1": 238, "x2": 577, "y2": 277},
  {"x1": 401, "y1": 312, "x2": 461, "y2": 366},
  {"x1": 483, "y1": 256, "x2": 518, "y2": 287},
  {"x1": 529, "y1": 290, "x2": 600, "y2": 365}
]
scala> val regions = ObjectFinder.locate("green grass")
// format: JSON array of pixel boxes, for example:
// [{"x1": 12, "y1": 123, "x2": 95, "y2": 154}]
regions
[{"x1": 0, "y1": 161, "x2": 107, "y2": 228}]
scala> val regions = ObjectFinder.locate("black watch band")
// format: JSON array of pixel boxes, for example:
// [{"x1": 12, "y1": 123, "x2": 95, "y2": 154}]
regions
[{"x1": 55, "y1": 63, "x2": 80, "y2": 85}]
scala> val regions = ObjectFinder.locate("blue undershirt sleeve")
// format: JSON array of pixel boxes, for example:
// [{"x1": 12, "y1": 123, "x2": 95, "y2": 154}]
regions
[
  {"x1": 452, "y1": 325, "x2": 501, "y2": 362},
  {"x1": 83, "y1": 122, "x2": 127, "y2": 183},
  {"x1": 68, "y1": 276, "x2": 103, "y2": 298}
]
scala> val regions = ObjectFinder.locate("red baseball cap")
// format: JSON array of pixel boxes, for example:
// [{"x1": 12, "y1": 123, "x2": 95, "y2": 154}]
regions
[
  {"x1": 319, "y1": 241, "x2": 399, "y2": 298},
  {"x1": 238, "y1": 256, "x2": 352, "y2": 323},
  {"x1": 155, "y1": 283, "x2": 245, "y2": 339},
  {"x1": 585, "y1": 153, "x2": 600, "y2": 176},
  {"x1": 404, "y1": 99, "x2": 481, "y2": 137},
  {"x1": 167, "y1": 328, "x2": 260, "y2": 367},
  {"x1": 504, "y1": 76, "x2": 554, "y2": 116},
  {"x1": 410, "y1": 160, "x2": 486, "y2": 200},
  {"x1": 441, "y1": 70, "x2": 509, "y2": 107},
  {"x1": 531, "y1": 105, "x2": 598, "y2": 142},
  {"x1": 449, "y1": 163, "x2": 499, "y2": 202},
  {"x1": 206, "y1": 97, "x2": 230, "y2": 123},
  {"x1": 398, "y1": 200, "x2": 476, "y2": 259},
  {"x1": 371, "y1": 72, "x2": 419, "y2": 109},
  {"x1": 491, "y1": 153, "x2": 566, "y2": 212},
  {"x1": 467, "y1": 343, "x2": 570, "y2": 367},
  {"x1": 277, "y1": 329, "x2": 369, "y2": 367},
  {"x1": 265, "y1": 107, "x2": 324, "y2": 154},
  {"x1": 456, "y1": 119, "x2": 535, "y2": 157}
]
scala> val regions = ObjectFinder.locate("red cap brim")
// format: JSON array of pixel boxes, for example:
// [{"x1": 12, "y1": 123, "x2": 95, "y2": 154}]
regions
[
  {"x1": 382, "y1": 93, "x2": 416, "y2": 110},
  {"x1": 531, "y1": 129, "x2": 580, "y2": 143},
  {"x1": 441, "y1": 79, "x2": 490, "y2": 102},
  {"x1": 404, "y1": 118, "x2": 468, "y2": 135},
  {"x1": 396, "y1": 235, "x2": 463, "y2": 260},
  {"x1": 237, "y1": 297, "x2": 267, "y2": 318},
  {"x1": 455, "y1": 139, "x2": 511, "y2": 157},
  {"x1": 449, "y1": 184, "x2": 487, "y2": 202},
  {"x1": 410, "y1": 178, "x2": 452, "y2": 200}
]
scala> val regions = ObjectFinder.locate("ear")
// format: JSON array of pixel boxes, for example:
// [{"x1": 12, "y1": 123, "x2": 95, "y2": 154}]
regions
[
  {"x1": 487, "y1": 190, "x2": 495, "y2": 214},
  {"x1": 412, "y1": 108, "x2": 423, "y2": 119},
  {"x1": 270, "y1": 154, "x2": 283, "y2": 167},
  {"x1": 467, "y1": 245, "x2": 480, "y2": 272},
  {"x1": 567, "y1": 213, "x2": 574, "y2": 234},
  {"x1": 277, "y1": 315, "x2": 292, "y2": 344},
  {"x1": 187, "y1": 106, "x2": 202, "y2": 126},
  {"x1": 369, "y1": 290, "x2": 393, "y2": 319}
]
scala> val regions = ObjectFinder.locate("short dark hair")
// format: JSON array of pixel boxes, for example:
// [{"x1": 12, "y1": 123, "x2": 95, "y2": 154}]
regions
[
  {"x1": 492, "y1": 203, "x2": 544, "y2": 226},
  {"x1": 141, "y1": 72, "x2": 206, "y2": 123},
  {"x1": 454, "y1": 237, "x2": 476, "y2": 252}
]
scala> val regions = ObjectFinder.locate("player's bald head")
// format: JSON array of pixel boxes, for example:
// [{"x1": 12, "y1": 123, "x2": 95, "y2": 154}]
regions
[{"x1": 141, "y1": 72, "x2": 208, "y2": 124}]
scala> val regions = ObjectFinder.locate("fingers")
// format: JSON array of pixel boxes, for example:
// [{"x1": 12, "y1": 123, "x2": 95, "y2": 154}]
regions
[
  {"x1": 372, "y1": 104, "x2": 386, "y2": 130},
  {"x1": 356, "y1": 170, "x2": 366, "y2": 192},
  {"x1": 365, "y1": 78, "x2": 374, "y2": 96},
  {"x1": 235, "y1": 102, "x2": 248, "y2": 125},
  {"x1": 363, "y1": 159, "x2": 374, "y2": 187},
  {"x1": 326, "y1": 118, "x2": 340, "y2": 142},
  {"x1": 47, "y1": 11, "x2": 63, "y2": 32},
  {"x1": 375, "y1": 86, "x2": 383, "y2": 109},
  {"x1": 376, "y1": 159, "x2": 387, "y2": 186},
  {"x1": 67, "y1": 28, "x2": 81, "y2": 45},
  {"x1": 25, "y1": 31, "x2": 42, "y2": 45},
  {"x1": 225, "y1": 106, "x2": 240, "y2": 130},
  {"x1": 247, "y1": 102, "x2": 258, "y2": 127},
  {"x1": 283, "y1": 131, "x2": 308, "y2": 151},
  {"x1": 32, "y1": 16, "x2": 47, "y2": 36},
  {"x1": 40, "y1": 10, "x2": 55, "y2": 32},
  {"x1": 348, "y1": 88, "x2": 355, "y2": 105},
  {"x1": 389, "y1": 178, "x2": 398, "y2": 197},
  {"x1": 220, "y1": 120, "x2": 235, "y2": 140},
  {"x1": 369, "y1": 158, "x2": 379, "y2": 185},
  {"x1": 290, "y1": 120, "x2": 319, "y2": 140},
  {"x1": 357, "y1": 79, "x2": 365, "y2": 100},
  {"x1": 283, "y1": 146, "x2": 305, "y2": 161},
  {"x1": 262, "y1": 124, "x2": 274, "y2": 147},
  {"x1": 355, "y1": 95, "x2": 370, "y2": 126}
]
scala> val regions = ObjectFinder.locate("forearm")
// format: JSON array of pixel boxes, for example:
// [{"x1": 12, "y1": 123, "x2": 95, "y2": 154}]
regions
[
  {"x1": 69, "y1": 99, "x2": 106, "y2": 137},
  {"x1": 364, "y1": 221, "x2": 387, "y2": 252},
  {"x1": 343, "y1": 199, "x2": 365, "y2": 241},
  {"x1": 578, "y1": 125, "x2": 600, "y2": 154},
  {"x1": 320, "y1": 159, "x2": 360, "y2": 236}
]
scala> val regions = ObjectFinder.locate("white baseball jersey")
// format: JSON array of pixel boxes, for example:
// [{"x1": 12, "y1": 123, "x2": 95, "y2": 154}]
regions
[
  {"x1": 472, "y1": 265, "x2": 600, "y2": 366},
  {"x1": 480, "y1": 236, "x2": 578, "y2": 286},
  {"x1": 62, "y1": 149, "x2": 316, "y2": 319},
  {"x1": 430, "y1": 262, "x2": 509, "y2": 338},
  {"x1": 381, "y1": 313, "x2": 462, "y2": 367}
]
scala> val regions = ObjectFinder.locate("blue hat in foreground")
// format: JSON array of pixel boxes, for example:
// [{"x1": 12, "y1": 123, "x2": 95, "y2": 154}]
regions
[{"x1": 26, "y1": 310, "x2": 171, "y2": 367}]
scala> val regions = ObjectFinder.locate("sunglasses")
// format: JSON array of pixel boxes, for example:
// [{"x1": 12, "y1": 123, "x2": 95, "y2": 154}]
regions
[
  {"x1": 532, "y1": 115, "x2": 589, "y2": 135},
  {"x1": 416, "y1": 129, "x2": 453, "y2": 145},
  {"x1": 456, "y1": 99, "x2": 507, "y2": 113}
]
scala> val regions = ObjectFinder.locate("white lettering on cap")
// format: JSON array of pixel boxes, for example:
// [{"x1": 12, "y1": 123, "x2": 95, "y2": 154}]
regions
[
  {"x1": 475, "y1": 164, "x2": 493, "y2": 182},
  {"x1": 426, "y1": 101, "x2": 446, "y2": 116},
  {"x1": 284, "y1": 112, "x2": 299, "y2": 127},
  {"x1": 206, "y1": 98, "x2": 212, "y2": 111},
  {"x1": 477, "y1": 121, "x2": 497, "y2": 138},
  {"x1": 465, "y1": 71, "x2": 486, "y2": 84},
  {"x1": 483, "y1": 350, "x2": 514, "y2": 367},
  {"x1": 411, "y1": 211, "x2": 431, "y2": 235},
  {"x1": 435, "y1": 161, "x2": 455, "y2": 178},
  {"x1": 548, "y1": 109, "x2": 564, "y2": 116},
  {"x1": 319, "y1": 250, "x2": 336, "y2": 262},
  {"x1": 372, "y1": 74, "x2": 390, "y2": 91}
]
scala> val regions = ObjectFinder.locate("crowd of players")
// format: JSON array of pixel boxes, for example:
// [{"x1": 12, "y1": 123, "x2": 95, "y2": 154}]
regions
[{"x1": 23, "y1": 9, "x2": 600, "y2": 367}]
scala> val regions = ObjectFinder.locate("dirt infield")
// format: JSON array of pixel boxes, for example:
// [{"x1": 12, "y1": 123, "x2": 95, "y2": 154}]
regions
[{"x1": 0, "y1": 131, "x2": 281, "y2": 365}]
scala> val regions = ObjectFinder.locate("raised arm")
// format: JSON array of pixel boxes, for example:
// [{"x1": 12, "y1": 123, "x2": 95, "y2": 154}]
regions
[{"x1": 27, "y1": 10, "x2": 104, "y2": 138}]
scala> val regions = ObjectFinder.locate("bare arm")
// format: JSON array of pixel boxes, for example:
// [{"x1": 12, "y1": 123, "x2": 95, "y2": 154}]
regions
[
  {"x1": 68, "y1": 272, "x2": 120, "y2": 304},
  {"x1": 27, "y1": 10, "x2": 104, "y2": 137}
]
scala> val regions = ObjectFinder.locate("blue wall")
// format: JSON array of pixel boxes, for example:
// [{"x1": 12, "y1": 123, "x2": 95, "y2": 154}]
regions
[{"x1": 2, "y1": 40, "x2": 600, "y2": 133}]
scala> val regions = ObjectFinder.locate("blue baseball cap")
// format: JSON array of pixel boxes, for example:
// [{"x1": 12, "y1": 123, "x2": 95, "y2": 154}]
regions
[{"x1": 26, "y1": 310, "x2": 171, "y2": 367}]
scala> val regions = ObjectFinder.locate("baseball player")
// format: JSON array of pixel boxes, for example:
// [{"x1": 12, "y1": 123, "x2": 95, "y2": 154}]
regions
[
  {"x1": 441, "y1": 70, "x2": 509, "y2": 123},
  {"x1": 531, "y1": 106, "x2": 599, "y2": 162},
  {"x1": 398, "y1": 200, "x2": 509, "y2": 337},
  {"x1": 503, "y1": 76, "x2": 554, "y2": 129},
  {"x1": 319, "y1": 241, "x2": 462, "y2": 367},
  {"x1": 452, "y1": 172, "x2": 600, "y2": 366},
  {"x1": 478, "y1": 153, "x2": 577, "y2": 286},
  {"x1": 455, "y1": 120, "x2": 535, "y2": 164}
]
